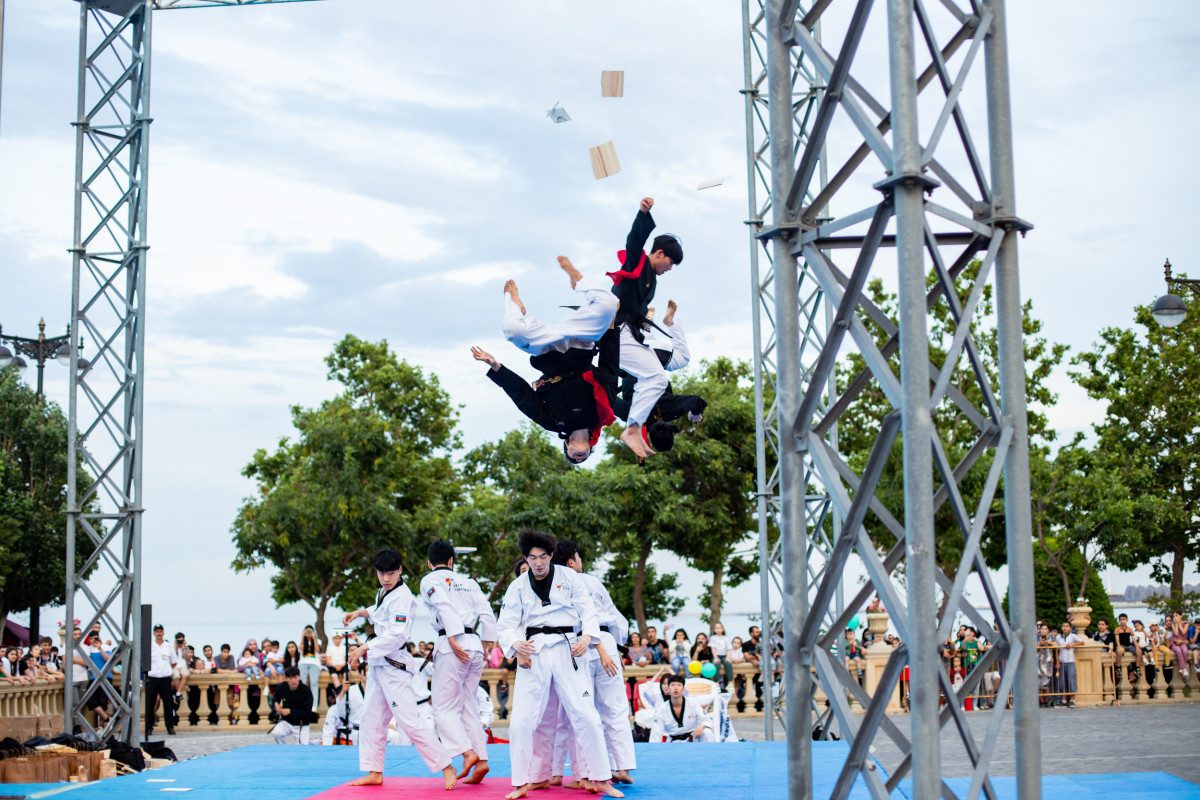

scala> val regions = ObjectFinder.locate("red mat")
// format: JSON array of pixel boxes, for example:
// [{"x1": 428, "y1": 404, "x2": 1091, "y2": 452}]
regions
[{"x1": 309, "y1": 778, "x2": 606, "y2": 800}]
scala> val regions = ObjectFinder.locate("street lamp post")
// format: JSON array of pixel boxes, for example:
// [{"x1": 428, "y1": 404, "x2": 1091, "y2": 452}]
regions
[
  {"x1": 0, "y1": 318, "x2": 86, "y2": 646},
  {"x1": 1151, "y1": 259, "x2": 1200, "y2": 328},
  {"x1": 0, "y1": 318, "x2": 81, "y2": 399}
]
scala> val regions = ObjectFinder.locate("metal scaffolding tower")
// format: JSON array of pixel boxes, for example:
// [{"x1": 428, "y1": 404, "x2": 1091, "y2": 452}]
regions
[
  {"x1": 744, "y1": 0, "x2": 1041, "y2": 797},
  {"x1": 63, "y1": 0, "x2": 319, "y2": 743}
]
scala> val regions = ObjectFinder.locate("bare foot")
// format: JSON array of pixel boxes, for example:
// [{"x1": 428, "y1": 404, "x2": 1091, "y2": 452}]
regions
[
  {"x1": 549, "y1": 777, "x2": 563, "y2": 786},
  {"x1": 566, "y1": 779, "x2": 594, "y2": 792},
  {"x1": 530, "y1": 781, "x2": 551, "y2": 791},
  {"x1": 595, "y1": 782, "x2": 624, "y2": 798},
  {"x1": 463, "y1": 761, "x2": 489, "y2": 784},
  {"x1": 504, "y1": 279, "x2": 526, "y2": 315},
  {"x1": 349, "y1": 773, "x2": 384, "y2": 786},
  {"x1": 505, "y1": 785, "x2": 532, "y2": 800},
  {"x1": 620, "y1": 425, "x2": 655, "y2": 458},
  {"x1": 613, "y1": 771, "x2": 632, "y2": 785},
  {"x1": 442, "y1": 765, "x2": 457, "y2": 790},
  {"x1": 558, "y1": 256, "x2": 583, "y2": 289},
  {"x1": 663, "y1": 299, "x2": 677, "y2": 327},
  {"x1": 457, "y1": 751, "x2": 479, "y2": 780}
]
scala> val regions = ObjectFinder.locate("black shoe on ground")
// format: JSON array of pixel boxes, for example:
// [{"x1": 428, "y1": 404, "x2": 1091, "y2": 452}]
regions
[{"x1": 167, "y1": 727, "x2": 176, "y2": 735}]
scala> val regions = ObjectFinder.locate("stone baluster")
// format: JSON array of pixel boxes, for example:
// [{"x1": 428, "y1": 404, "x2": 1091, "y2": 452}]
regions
[{"x1": 1148, "y1": 653, "x2": 1167, "y2": 700}]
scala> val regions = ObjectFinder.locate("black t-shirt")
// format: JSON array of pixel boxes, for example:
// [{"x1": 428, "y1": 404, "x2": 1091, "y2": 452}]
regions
[
  {"x1": 530, "y1": 569, "x2": 553, "y2": 605},
  {"x1": 272, "y1": 682, "x2": 314, "y2": 726},
  {"x1": 743, "y1": 640, "x2": 759, "y2": 657},
  {"x1": 1095, "y1": 631, "x2": 1116, "y2": 650}
]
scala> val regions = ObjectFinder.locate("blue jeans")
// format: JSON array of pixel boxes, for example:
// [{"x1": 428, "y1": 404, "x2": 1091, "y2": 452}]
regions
[
  {"x1": 671, "y1": 656, "x2": 689, "y2": 674},
  {"x1": 1059, "y1": 661, "x2": 1076, "y2": 701},
  {"x1": 299, "y1": 662, "x2": 321, "y2": 707}
]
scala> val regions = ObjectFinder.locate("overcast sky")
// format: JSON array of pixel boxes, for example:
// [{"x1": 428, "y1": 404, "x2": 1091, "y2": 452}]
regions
[{"x1": 2, "y1": 0, "x2": 1197, "y2": 646}]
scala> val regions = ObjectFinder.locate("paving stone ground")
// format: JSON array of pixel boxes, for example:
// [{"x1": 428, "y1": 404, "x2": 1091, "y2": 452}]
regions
[{"x1": 158, "y1": 703, "x2": 1200, "y2": 785}]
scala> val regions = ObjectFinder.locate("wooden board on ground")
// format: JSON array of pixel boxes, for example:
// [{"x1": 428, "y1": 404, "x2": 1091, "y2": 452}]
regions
[
  {"x1": 589, "y1": 141, "x2": 621, "y2": 179},
  {"x1": 601, "y1": 70, "x2": 624, "y2": 97}
]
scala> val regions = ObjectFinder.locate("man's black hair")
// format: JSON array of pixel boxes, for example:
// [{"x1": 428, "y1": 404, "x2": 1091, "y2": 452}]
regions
[
  {"x1": 427, "y1": 539, "x2": 455, "y2": 567},
  {"x1": 518, "y1": 528, "x2": 557, "y2": 557},
  {"x1": 512, "y1": 554, "x2": 529, "y2": 578},
  {"x1": 647, "y1": 422, "x2": 679, "y2": 453},
  {"x1": 666, "y1": 674, "x2": 686, "y2": 685},
  {"x1": 552, "y1": 540, "x2": 580, "y2": 566},
  {"x1": 221, "y1": 643, "x2": 231, "y2": 651},
  {"x1": 373, "y1": 547, "x2": 403, "y2": 572},
  {"x1": 284, "y1": 666, "x2": 300, "y2": 678},
  {"x1": 1098, "y1": 617, "x2": 1109, "y2": 626},
  {"x1": 652, "y1": 233, "x2": 683, "y2": 265}
]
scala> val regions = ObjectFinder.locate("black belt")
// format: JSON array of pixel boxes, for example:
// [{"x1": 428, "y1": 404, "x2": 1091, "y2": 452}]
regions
[
  {"x1": 525, "y1": 626, "x2": 579, "y2": 670},
  {"x1": 669, "y1": 732, "x2": 693, "y2": 741},
  {"x1": 382, "y1": 656, "x2": 408, "y2": 672},
  {"x1": 436, "y1": 626, "x2": 476, "y2": 636},
  {"x1": 599, "y1": 626, "x2": 612, "y2": 632},
  {"x1": 417, "y1": 697, "x2": 431, "y2": 706}
]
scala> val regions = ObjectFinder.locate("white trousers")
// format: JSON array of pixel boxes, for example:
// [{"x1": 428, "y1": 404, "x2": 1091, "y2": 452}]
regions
[
  {"x1": 543, "y1": 656, "x2": 635, "y2": 776},
  {"x1": 508, "y1": 643, "x2": 610, "y2": 786},
  {"x1": 432, "y1": 650, "x2": 488, "y2": 760},
  {"x1": 391, "y1": 699, "x2": 436, "y2": 746},
  {"x1": 359, "y1": 664, "x2": 451, "y2": 774},
  {"x1": 271, "y1": 721, "x2": 310, "y2": 745},
  {"x1": 619, "y1": 325, "x2": 669, "y2": 426},
  {"x1": 502, "y1": 276, "x2": 618, "y2": 356}
]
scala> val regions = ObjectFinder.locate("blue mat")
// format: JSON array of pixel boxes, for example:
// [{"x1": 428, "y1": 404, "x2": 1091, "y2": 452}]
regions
[{"x1": 0, "y1": 743, "x2": 1195, "y2": 800}]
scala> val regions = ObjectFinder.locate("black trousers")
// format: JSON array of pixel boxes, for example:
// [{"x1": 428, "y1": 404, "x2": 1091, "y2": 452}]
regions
[{"x1": 145, "y1": 675, "x2": 176, "y2": 733}]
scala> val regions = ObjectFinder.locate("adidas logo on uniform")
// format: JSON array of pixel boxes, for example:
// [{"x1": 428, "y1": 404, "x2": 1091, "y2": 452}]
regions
[
  {"x1": 390, "y1": 701, "x2": 398, "y2": 707},
  {"x1": 582, "y1": 690, "x2": 590, "y2": 697}
]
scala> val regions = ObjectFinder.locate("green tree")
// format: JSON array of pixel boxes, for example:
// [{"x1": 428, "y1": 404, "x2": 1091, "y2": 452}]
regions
[
  {"x1": 1002, "y1": 542, "x2": 1115, "y2": 631},
  {"x1": 231, "y1": 336, "x2": 459, "y2": 647},
  {"x1": 837, "y1": 265, "x2": 1067, "y2": 585},
  {"x1": 1071, "y1": 300, "x2": 1200, "y2": 605},
  {"x1": 0, "y1": 369, "x2": 95, "y2": 640},
  {"x1": 1029, "y1": 436, "x2": 1161, "y2": 613},
  {"x1": 441, "y1": 425, "x2": 619, "y2": 601},
  {"x1": 608, "y1": 357, "x2": 759, "y2": 627}
]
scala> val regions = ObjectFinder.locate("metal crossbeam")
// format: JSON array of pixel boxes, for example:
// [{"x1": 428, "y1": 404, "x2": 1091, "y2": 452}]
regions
[{"x1": 746, "y1": 0, "x2": 1041, "y2": 797}]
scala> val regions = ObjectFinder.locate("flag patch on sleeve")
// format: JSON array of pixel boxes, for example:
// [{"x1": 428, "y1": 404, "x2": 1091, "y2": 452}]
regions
[
  {"x1": 426, "y1": 586, "x2": 436, "y2": 597},
  {"x1": 394, "y1": 614, "x2": 407, "y2": 623}
]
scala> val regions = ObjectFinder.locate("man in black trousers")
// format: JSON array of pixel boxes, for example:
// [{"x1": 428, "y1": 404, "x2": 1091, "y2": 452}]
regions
[
  {"x1": 271, "y1": 666, "x2": 316, "y2": 744},
  {"x1": 145, "y1": 623, "x2": 178, "y2": 737}
]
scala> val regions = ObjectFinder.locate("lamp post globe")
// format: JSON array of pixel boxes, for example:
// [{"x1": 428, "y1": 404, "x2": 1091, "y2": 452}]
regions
[
  {"x1": 55, "y1": 343, "x2": 73, "y2": 366},
  {"x1": 12, "y1": 356, "x2": 28, "y2": 374},
  {"x1": 1152, "y1": 292, "x2": 1187, "y2": 327},
  {"x1": 0, "y1": 345, "x2": 12, "y2": 369}
]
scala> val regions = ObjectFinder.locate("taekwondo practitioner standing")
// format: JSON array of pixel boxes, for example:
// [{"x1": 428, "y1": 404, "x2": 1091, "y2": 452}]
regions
[
  {"x1": 322, "y1": 678, "x2": 364, "y2": 745},
  {"x1": 607, "y1": 196, "x2": 684, "y2": 457},
  {"x1": 546, "y1": 540, "x2": 636, "y2": 785},
  {"x1": 497, "y1": 529, "x2": 623, "y2": 800},
  {"x1": 472, "y1": 256, "x2": 643, "y2": 461},
  {"x1": 611, "y1": 299, "x2": 706, "y2": 453},
  {"x1": 419, "y1": 539, "x2": 498, "y2": 784},
  {"x1": 649, "y1": 674, "x2": 717, "y2": 743},
  {"x1": 343, "y1": 548, "x2": 457, "y2": 790}
]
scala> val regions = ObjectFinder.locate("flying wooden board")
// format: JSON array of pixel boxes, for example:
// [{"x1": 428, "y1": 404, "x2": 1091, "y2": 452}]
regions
[
  {"x1": 590, "y1": 141, "x2": 621, "y2": 179},
  {"x1": 601, "y1": 71, "x2": 624, "y2": 97}
]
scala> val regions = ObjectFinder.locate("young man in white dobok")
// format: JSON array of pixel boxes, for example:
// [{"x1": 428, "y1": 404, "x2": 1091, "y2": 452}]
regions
[
  {"x1": 543, "y1": 540, "x2": 636, "y2": 785},
  {"x1": 419, "y1": 539, "x2": 498, "y2": 784},
  {"x1": 496, "y1": 529, "x2": 623, "y2": 800},
  {"x1": 343, "y1": 548, "x2": 457, "y2": 790},
  {"x1": 649, "y1": 675, "x2": 716, "y2": 743}
]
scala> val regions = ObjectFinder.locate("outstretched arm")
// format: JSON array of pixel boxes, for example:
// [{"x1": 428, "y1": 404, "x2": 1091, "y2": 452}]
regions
[
  {"x1": 623, "y1": 199, "x2": 657, "y2": 269},
  {"x1": 476, "y1": 348, "x2": 558, "y2": 431}
]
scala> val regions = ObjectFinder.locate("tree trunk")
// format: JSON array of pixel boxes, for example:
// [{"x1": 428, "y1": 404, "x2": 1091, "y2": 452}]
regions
[
  {"x1": 1171, "y1": 545, "x2": 1185, "y2": 603},
  {"x1": 708, "y1": 561, "x2": 724, "y2": 628},
  {"x1": 1056, "y1": 562, "x2": 1072, "y2": 611},
  {"x1": 634, "y1": 539, "x2": 651, "y2": 638},
  {"x1": 316, "y1": 597, "x2": 329, "y2": 651}
]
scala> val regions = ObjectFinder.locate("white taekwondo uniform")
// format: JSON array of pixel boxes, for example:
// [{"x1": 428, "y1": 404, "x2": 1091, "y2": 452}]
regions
[
  {"x1": 540, "y1": 572, "x2": 635, "y2": 779},
  {"x1": 623, "y1": 317, "x2": 691, "y2": 427},
  {"x1": 497, "y1": 564, "x2": 611, "y2": 787},
  {"x1": 419, "y1": 566, "x2": 498, "y2": 761},
  {"x1": 476, "y1": 684, "x2": 495, "y2": 729},
  {"x1": 649, "y1": 695, "x2": 717, "y2": 743},
  {"x1": 390, "y1": 666, "x2": 436, "y2": 746},
  {"x1": 359, "y1": 584, "x2": 452, "y2": 774},
  {"x1": 502, "y1": 276, "x2": 619, "y2": 356},
  {"x1": 322, "y1": 683, "x2": 365, "y2": 745}
]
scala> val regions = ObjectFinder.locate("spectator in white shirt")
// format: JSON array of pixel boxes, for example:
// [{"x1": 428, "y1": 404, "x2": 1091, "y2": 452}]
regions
[
  {"x1": 708, "y1": 622, "x2": 733, "y2": 689},
  {"x1": 146, "y1": 623, "x2": 178, "y2": 737},
  {"x1": 1054, "y1": 621, "x2": 1083, "y2": 708},
  {"x1": 172, "y1": 632, "x2": 190, "y2": 700}
]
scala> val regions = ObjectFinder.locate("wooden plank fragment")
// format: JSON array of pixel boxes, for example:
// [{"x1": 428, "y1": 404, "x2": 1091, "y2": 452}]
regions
[
  {"x1": 601, "y1": 70, "x2": 624, "y2": 97},
  {"x1": 589, "y1": 141, "x2": 621, "y2": 179}
]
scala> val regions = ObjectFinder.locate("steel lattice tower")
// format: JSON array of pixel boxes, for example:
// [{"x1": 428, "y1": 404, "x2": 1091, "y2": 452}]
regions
[
  {"x1": 63, "y1": 0, "x2": 320, "y2": 744},
  {"x1": 742, "y1": 0, "x2": 1041, "y2": 797}
]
